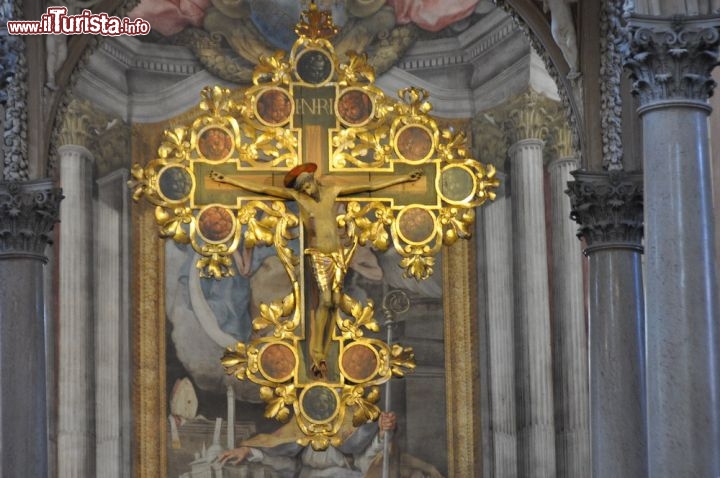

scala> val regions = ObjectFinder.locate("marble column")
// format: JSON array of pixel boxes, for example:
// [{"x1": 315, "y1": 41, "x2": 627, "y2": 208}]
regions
[
  {"x1": 58, "y1": 143, "x2": 96, "y2": 478},
  {"x1": 567, "y1": 170, "x2": 646, "y2": 478},
  {"x1": 95, "y1": 170, "x2": 131, "y2": 478},
  {"x1": 505, "y1": 91, "x2": 556, "y2": 478},
  {"x1": 481, "y1": 171, "x2": 518, "y2": 478},
  {"x1": 624, "y1": 15, "x2": 720, "y2": 478},
  {"x1": 0, "y1": 179, "x2": 62, "y2": 477},
  {"x1": 547, "y1": 130, "x2": 590, "y2": 478}
]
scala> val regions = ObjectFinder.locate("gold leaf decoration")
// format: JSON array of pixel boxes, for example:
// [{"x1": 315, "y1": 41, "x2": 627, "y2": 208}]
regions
[
  {"x1": 260, "y1": 385, "x2": 296, "y2": 423},
  {"x1": 154, "y1": 206, "x2": 192, "y2": 244},
  {"x1": 222, "y1": 342, "x2": 249, "y2": 380},
  {"x1": 343, "y1": 385, "x2": 381, "y2": 427},
  {"x1": 295, "y1": 2, "x2": 338, "y2": 40},
  {"x1": 389, "y1": 344, "x2": 416, "y2": 377},
  {"x1": 337, "y1": 51, "x2": 375, "y2": 85},
  {"x1": 253, "y1": 50, "x2": 292, "y2": 86}
]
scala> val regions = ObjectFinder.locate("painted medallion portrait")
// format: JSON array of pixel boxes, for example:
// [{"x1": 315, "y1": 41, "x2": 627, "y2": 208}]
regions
[
  {"x1": 198, "y1": 127, "x2": 233, "y2": 161},
  {"x1": 256, "y1": 88, "x2": 293, "y2": 126},
  {"x1": 337, "y1": 89, "x2": 373, "y2": 126},
  {"x1": 396, "y1": 125, "x2": 434, "y2": 162},
  {"x1": 296, "y1": 49, "x2": 333, "y2": 84},
  {"x1": 300, "y1": 385, "x2": 339, "y2": 423}
]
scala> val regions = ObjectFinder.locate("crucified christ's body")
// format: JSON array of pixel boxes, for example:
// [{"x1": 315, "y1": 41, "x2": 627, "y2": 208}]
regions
[{"x1": 209, "y1": 164, "x2": 423, "y2": 378}]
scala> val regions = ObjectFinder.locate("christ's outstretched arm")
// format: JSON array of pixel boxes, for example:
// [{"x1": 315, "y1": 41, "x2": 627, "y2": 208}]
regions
[
  {"x1": 338, "y1": 169, "x2": 424, "y2": 196},
  {"x1": 209, "y1": 170, "x2": 295, "y2": 200}
]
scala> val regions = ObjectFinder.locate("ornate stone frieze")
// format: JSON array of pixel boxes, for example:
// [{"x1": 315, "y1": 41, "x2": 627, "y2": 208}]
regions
[
  {"x1": 1, "y1": 0, "x2": 29, "y2": 182},
  {"x1": 624, "y1": 14, "x2": 720, "y2": 107},
  {"x1": 566, "y1": 170, "x2": 643, "y2": 253},
  {"x1": 600, "y1": 0, "x2": 625, "y2": 170},
  {"x1": 0, "y1": 179, "x2": 63, "y2": 261}
]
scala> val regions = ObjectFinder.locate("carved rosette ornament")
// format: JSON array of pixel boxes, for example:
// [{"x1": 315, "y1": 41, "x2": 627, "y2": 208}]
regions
[
  {"x1": 0, "y1": 179, "x2": 63, "y2": 261},
  {"x1": 566, "y1": 170, "x2": 643, "y2": 254},
  {"x1": 624, "y1": 14, "x2": 720, "y2": 109}
]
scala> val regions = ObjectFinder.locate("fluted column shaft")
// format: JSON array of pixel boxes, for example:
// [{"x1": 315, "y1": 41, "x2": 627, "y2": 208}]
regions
[
  {"x1": 567, "y1": 170, "x2": 647, "y2": 478},
  {"x1": 509, "y1": 139, "x2": 556, "y2": 478},
  {"x1": 95, "y1": 170, "x2": 131, "y2": 478},
  {"x1": 0, "y1": 180, "x2": 62, "y2": 477},
  {"x1": 482, "y1": 172, "x2": 518, "y2": 478},
  {"x1": 58, "y1": 144, "x2": 95, "y2": 477},
  {"x1": 626, "y1": 15, "x2": 720, "y2": 478},
  {"x1": 548, "y1": 157, "x2": 589, "y2": 478}
]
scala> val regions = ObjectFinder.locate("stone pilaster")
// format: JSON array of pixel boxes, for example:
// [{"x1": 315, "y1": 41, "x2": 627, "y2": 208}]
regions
[
  {"x1": 547, "y1": 123, "x2": 590, "y2": 478},
  {"x1": 57, "y1": 100, "x2": 97, "y2": 477},
  {"x1": 503, "y1": 90, "x2": 557, "y2": 478},
  {"x1": 0, "y1": 179, "x2": 62, "y2": 477},
  {"x1": 95, "y1": 169, "x2": 131, "y2": 478},
  {"x1": 625, "y1": 14, "x2": 720, "y2": 478},
  {"x1": 567, "y1": 170, "x2": 647, "y2": 478},
  {"x1": 480, "y1": 171, "x2": 518, "y2": 478}
]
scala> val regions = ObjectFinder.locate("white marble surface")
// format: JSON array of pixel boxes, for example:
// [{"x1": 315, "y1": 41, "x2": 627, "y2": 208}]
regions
[
  {"x1": 482, "y1": 173, "x2": 519, "y2": 478},
  {"x1": 548, "y1": 157, "x2": 590, "y2": 478},
  {"x1": 509, "y1": 139, "x2": 556, "y2": 478},
  {"x1": 58, "y1": 144, "x2": 96, "y2": 478}
]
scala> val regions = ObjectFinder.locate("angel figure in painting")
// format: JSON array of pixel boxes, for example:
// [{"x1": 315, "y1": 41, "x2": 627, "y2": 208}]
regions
[{"x1": 209, "y1": 164, "x2": 423, "y2": 378}]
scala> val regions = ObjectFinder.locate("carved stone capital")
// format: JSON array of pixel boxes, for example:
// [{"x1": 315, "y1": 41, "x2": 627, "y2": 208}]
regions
[
  {"x1": 566, "y1": 170, "x2": 643, "y2": 254},
  {"x1": 472, "y1": 114, "x2": 508, "y2": 171},
  {"x1": 0, "y1": 179, "x2": 63, "y2": 262},
  {"x1": 624, "y1": 14, "x2": 720, "y2": 110},
  {"x1": 57, "y1": 98, "x2": 129, "y2": 173},
  {"x1": 501, "y1": 89, "x2": 556, "y2": 143},
  {"x1": 547, "y1": 122, "x2": 577, "y2": 160}
]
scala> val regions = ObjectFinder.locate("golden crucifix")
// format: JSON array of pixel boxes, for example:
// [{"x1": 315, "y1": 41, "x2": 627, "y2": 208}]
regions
[{"x1": 129, "y1": 4, "x2": 498, "y2": 449}]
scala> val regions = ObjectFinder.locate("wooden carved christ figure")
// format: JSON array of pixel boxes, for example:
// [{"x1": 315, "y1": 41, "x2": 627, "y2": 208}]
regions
[{"x1": 209, "y1": 165, "x2": 423, "y2": 378}]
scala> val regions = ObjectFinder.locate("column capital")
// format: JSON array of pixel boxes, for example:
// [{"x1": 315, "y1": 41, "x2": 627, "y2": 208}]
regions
[
  {"x1": 472, "y1": 114, "x2": 508, "y2": 172},
  {"x1": 501, "y1": 89, "x2": 556, "y2": 143},
  {"x1": 547, "y1": 122, "x2": 577, "y2": 162},
  {"x1": 624, "y1": 14, "x2": 720, "y2": 111},
  {"x1": 58, "y1": 98, "x2": 126, "y2": 156},
  {"x1": 0, "y1": 179, "x2": 63, "y2": 262},
  {"x1": 566, "y1": 170, "x2": 643, "y2": 254}
]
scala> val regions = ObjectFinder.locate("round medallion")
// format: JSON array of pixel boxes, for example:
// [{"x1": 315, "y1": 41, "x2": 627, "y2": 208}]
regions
[
  {"x1": 300, "y1": 385, "x2": 339, "y2": 424},
  {"x1": 337, "y1": 89, "x2": 373, "y2": 126},
  {"x1": 259, "y1": 343, "x2": 296, "y2": 382},
  {"x1": 256, "y1": 88, "x2": 293, "y2": 126},
  {"x1": 396, "y1": 125, "x2": 433, "y2": 162},
  {"x1": 197, "y1": 206, "x2": 235, "y2": 243},
  {"x1": 296, "y1": 49, "x2": 333, "y2": 85},
  {"x1": 158, "y1": 165, "x2": 193, "y2": 202},
  {"x1": 340, "y1": 343, "x2": 379, "y2": 383},
  {"x1": 439, "y1": 165, "x2": 476, "y2": 204},
  {"x1": 397, "y1": 207, "x2": 436, "y2": 245},
  {"x1": 198, "y1": 127, "x2": 233, "y2": 161}
]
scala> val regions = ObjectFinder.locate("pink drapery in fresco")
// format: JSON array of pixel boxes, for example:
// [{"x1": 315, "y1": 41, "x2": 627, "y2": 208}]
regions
[
  {"x1": 129, "y1": 0, "x2": 481, "y2": 36},
  {"x1": 129, "y1": 0, "x2": 211, "y2": 36},
  {"x1": 387, "y1": 0, "x2": 479, "y2": 31}
]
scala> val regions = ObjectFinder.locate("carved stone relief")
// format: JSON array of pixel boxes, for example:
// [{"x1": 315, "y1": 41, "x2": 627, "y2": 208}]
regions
[{"x1": 566, "y1": 170, "x2": 643, "y2": 253}]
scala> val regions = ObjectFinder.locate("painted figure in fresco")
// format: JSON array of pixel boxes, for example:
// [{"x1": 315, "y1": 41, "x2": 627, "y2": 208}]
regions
[
  {"x1": 216, "y1": 411, "x2": 444, "y2": 477},
  {"x1": 209, "y1": 164, "x2": 423, "y2": 377}
]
